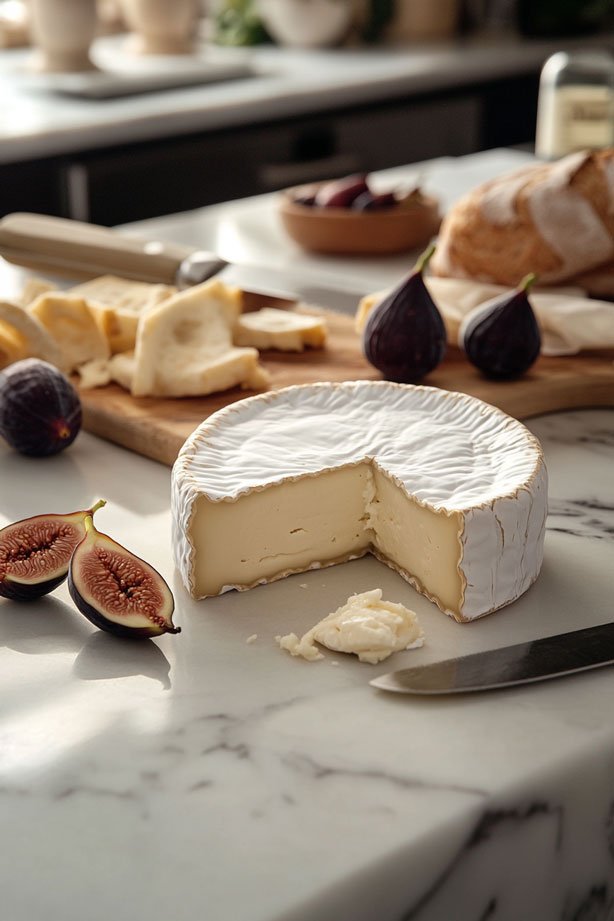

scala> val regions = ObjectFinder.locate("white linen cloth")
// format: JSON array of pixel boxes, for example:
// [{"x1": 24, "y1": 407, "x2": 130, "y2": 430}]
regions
[{"x1": 425, "y1": 276, "x2": 614, "y2": 356}]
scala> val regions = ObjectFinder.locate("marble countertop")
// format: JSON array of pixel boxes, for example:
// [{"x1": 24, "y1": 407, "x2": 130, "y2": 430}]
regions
[
  {"x1": 2, "y1": 149, "x2": 614, "y2": 921},
  {"x1": 1, "y1": 31, "x2": 614, "y2": 164},
  {"x1": 2, "y1": 417, "x2": 613, "y2": 921}
]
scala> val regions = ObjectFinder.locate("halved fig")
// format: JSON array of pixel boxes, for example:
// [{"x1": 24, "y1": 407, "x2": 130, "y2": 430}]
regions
[
  {"x1": 0, "y1": 499, "x2": 106, "y2": 601},
  {"x1": 68, "y1": 516, "x2": 179, "y2": 639}
]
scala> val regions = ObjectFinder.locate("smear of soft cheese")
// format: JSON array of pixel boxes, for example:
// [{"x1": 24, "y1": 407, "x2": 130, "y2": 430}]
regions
[{"x1": 276, "y1": 589, "x2": 424, "y2": 664}]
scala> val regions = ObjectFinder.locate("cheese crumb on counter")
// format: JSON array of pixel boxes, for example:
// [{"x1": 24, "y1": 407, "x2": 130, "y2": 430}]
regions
[
  {"x1": 246, "y1": 634, "x2": 258, "y2": 644},
  {"x1": 276, "y1": 589, "x2": 424, "y2": 664}
]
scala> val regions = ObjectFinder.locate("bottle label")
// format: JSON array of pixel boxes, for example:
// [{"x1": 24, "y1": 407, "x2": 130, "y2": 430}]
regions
[{"x1": 560, "y1": 86, "x2": 614, "y2": 151}]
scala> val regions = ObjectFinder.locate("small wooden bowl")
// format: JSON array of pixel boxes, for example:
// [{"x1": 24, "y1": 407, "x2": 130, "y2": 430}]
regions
[{"x1": 279, "y1": 185, "x2": 441, "y2": 256}]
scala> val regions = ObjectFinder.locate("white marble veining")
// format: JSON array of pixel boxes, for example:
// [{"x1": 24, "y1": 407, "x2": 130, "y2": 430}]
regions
[{"x1": 1, "y1": 409, "x2": 614, "y2": 921}]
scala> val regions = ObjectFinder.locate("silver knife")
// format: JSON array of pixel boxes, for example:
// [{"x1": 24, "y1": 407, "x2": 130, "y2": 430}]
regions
[
  {"x1": 370, "y1": 622, "x2": 614, "y2": 695},
  {"x1": 0, "y1": 212, "x2": 368, "y2": 315}
]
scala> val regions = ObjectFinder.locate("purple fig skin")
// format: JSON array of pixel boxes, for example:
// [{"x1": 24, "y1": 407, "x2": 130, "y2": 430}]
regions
[
  {"x1": 363, "y1": 245, "x2": 446, "y2": 383},
  {"x1": 462, "y1": 274, "x2": 541, "y2": 379},
  {"x1": 0, "y1": 359, "x2": 81, "y2": 457},
  {"x1": 292, "y1": 191, "x2": 317, "y2": 207},
  {"x1": 68, "y1": 574, "x2": 172, "y2": 639},
  {"x1": 352, "y1": 191, "x2": 397, "y2": 212},
  {"x1": 0, "y1": 572, "x2": 67, "y2": 602},
  {"x1": 0, "y1": 500, "x2": 106, "y2": 602},
  {"x1": 68, "y1": 516, "x2": 180, "y2": 639},
  {"x1": 315, "y1": 174, "x2": 370, "y2": 209}
]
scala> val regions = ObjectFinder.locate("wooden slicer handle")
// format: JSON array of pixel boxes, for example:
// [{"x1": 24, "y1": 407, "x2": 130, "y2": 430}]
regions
[{"x1": 0, "y1": 212, "x2": 198, "y2": 284}]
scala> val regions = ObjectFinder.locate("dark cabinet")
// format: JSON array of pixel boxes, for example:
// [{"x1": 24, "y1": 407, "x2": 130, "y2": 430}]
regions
[
  {"x1": 1, "y1": 158, "x2": 66, "y2": 218},
  {"x1": 1, "y1": 73, "x2": 538, "y2": 225}
]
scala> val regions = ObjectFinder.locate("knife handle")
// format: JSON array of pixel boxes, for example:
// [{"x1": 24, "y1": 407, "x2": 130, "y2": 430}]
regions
[{"x1": 0, "y1": 212, "x2": 197, "y2": 285}]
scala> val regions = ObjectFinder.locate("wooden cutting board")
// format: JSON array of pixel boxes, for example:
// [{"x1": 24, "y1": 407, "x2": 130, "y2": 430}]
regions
[{"x1": 80, "y1": 308, "x2": 614, "y2": 467}]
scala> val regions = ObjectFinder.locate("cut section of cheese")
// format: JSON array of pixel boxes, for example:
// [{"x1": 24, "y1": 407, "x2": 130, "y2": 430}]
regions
[
  {"x1": 28, "y1": 293, "x2": 110, "y2": 373},
  {"x1": 107, "y1": 351, "x2": 134, "y2": 391},
  {"x1": 69, "y1": 275, "x2": 176, "y2": 354},
  {"x1": 0, "y1": 300, "x2": 62, "y2": 370},
  {"x1": 276, "y1": 588, "x2": 424, "y2": 663},
  {"x1": 75, "y1": 358, "x2": 112, "y2": 390},
  {"x1": 172, "y1": 381, "x2": 547, "y2": 623},
  {"x1": 130, "y1": 278, "x2": 269, "y2": 398},
  {"x1": 0, "y1": 320, "x2": 27, "y2": 368},
  {"x1": 355, "y1": 290, "x2": 382, "y2": 334},
  {"x1": 18, "y1": 278, "x2": 58, "y2": 307},
  {"x1": 107, "y1": 351, "x2": 135, "y2": 391},
  {"x1": 234, "y1": 308, "x2": 327, "y2": 351}
]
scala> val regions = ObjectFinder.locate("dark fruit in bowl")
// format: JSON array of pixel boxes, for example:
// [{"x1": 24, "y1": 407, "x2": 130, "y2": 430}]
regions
[
  {"x1": 460, "y1": 273, "x2": 541, "y2": 379},
  {"x1": 292, "y1": 190, "x2": 317, "y2": 207},
  {"x1": 0, "y1": 500, "x2": 106, "y2": 601},
  {"x1": 68, "y1": 516, "x2": 179, "y2": 639},
  {"x1": 315, "y1": 174, "x2": 370, "y2": 208},
  {"x1": 352, "y1": 191, "x2": 397, "y2": 212},
  {"x1": 363, "y1": 243, "x2": 446, "y2": 382},
  {"x1": 0, "y1": 358, "x2": 82, "y2": 457}
]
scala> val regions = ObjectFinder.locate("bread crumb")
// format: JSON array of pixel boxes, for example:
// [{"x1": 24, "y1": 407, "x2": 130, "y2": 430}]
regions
[{"x1": 246, "y1": 634, "x2": 258, "y2": 644}]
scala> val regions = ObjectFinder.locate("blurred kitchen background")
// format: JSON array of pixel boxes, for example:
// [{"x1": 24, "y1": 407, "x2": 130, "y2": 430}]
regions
[{"x1": 1, "y1": 0, "x2": 613, "y2": 225}]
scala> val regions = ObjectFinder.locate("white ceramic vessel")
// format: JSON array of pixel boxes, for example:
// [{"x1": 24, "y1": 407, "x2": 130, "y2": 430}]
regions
[
  {"x1": 257, "y1": 0, "x2": 354, "y2": 48},
  {"x1": 120, "y1": 0, "x2": 199, "y2": 54},
  {"x1": 29, "y1": 0, "x2": 98, "y2": 72}
]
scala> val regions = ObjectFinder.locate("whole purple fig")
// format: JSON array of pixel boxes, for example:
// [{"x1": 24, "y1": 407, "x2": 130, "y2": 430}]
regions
[
  {"x1": 0, "y1": 359, "x2": 81, "y2": 456},
  {"x1": 460, "y1": 273, "x2": 541, "y2": 379},
  {"x1": 352, "y1": 191, "x2": 397, "y2": 212},
  {"x1": 315, "y1": 174, "x2": 369, "y2": 209},
  {"x1": 363, "y1": 244, "x2": 446, "y2": 382}
]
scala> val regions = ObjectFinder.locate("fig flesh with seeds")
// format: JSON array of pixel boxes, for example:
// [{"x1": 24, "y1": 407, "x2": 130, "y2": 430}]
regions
[
  {"x1": 0, "y1": 500, "x2": 106, "y2": 601},
  {"x1": 68, "y1": 517, "x2": 179, "y2": 639}
]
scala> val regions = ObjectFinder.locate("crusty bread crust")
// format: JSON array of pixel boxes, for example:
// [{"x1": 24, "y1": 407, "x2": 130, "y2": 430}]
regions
[
  {"x1": 570, "y1": 262, "x2": 614, "y2": 299},
  {"x1": 431, "y1": 150, "x2": 614, "y2": 287}
]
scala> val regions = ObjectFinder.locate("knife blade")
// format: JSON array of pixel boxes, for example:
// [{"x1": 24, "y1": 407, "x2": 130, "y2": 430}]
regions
[
  {"x1": 370, "y1": 622, "x2": 614, "y2": 695},
  {"x1": 0, "y1": 212, "x2": 368, "y2": 315}
]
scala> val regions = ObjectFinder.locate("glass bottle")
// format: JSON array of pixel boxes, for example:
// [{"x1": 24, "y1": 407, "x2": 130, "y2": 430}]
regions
[{"x1": 535, "y1": 50, "x2": 614, "y2": 159}]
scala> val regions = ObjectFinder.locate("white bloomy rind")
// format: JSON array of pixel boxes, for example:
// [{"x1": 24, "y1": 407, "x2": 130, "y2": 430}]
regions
[{"x1": 171, "y1": 381, "x2": 547, "y2": 622}]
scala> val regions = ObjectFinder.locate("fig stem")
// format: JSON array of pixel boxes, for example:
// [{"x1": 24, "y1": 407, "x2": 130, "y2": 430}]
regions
[
  {"x1": 414, "y1": 242, "x2": 436, "y2": 276},
  {"x1": 89, "y1": 498, "x2": 107, "y2": 516},
  {"x1": 84, "y1": 515, "x2": 96, "y2": 536},
  {"x1": 519, "y1": 272, "x2": 538, "y2": 293}
]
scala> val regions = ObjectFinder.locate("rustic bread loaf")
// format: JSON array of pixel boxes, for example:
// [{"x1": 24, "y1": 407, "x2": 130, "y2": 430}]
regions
[{"x1": 431, "y1": 150, "x2": 614, "y2": 290}]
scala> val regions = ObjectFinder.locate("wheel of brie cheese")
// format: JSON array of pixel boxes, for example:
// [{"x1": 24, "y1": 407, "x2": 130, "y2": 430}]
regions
[{"x1": 171, "y1": 381, "x2": 547, "y2": 622}]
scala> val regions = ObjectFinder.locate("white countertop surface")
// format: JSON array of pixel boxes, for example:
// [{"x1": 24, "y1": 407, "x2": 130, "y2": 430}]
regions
[
  {"x1": 2, "y1": 149, "x2": 614, "y2": 921},
  {"x1": 1, "y1": 31, "x2": 613, "y2": 164}
]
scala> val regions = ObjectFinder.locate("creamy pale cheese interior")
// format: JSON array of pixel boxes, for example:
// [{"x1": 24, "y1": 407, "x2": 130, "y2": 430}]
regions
[
  {"x1": 190, "y1": 462, "x2": 463, "y2": 613},
  {"x1": 174, "y1": 381, "x2": 547, "y2": 622}
]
